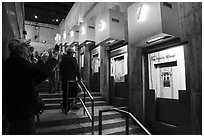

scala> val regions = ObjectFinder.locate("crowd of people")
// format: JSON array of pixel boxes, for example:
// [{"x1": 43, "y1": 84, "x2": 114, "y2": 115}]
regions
[{"x1": 3, "y1": 38, "x2": 81, "y2": 135}]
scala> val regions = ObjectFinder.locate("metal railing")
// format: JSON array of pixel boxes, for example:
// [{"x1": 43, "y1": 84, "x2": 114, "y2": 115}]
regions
[
  {"x1": 75, "y1": 80, "x2": 94, "y2": 135},
  {"x1": 98, "y1": 107, "x2": 151, "y2": 135}
]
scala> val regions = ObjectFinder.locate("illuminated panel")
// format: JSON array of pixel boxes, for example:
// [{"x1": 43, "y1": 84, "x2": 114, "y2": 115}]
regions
[{"x1": 148, "y1": 46, "x2": 186, "y2": 99}]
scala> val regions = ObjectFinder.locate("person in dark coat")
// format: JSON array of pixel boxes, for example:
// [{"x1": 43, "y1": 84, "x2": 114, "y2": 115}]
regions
[
  {"x1": 59, "y1": 47, "x2": 81, "y2": 114},
  {"x1": 3, "y1": 38, "x2": 58, "y2": 134}
]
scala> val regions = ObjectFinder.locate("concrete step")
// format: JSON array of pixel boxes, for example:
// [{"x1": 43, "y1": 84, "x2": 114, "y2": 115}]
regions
[
  {"x1": 81, "y1": 125, "x2": 143, "y2": 135},
  {"x1": 35, "y1": 88, "x2": 147, "y2": 135},
  {"x1": 39, "y1": 92, "x2": 101, "y2": 98},
  {"x1": 36, "y1": 108, "x2": 121, "y2": 128},
  {"x1": 44, "y1": 100, "x2": 107, "y2": 110},
  {"x1": 36, "y1": 117, "x2": 140, "y2": 135},
  {"x1": 42, "y1": 96, "x2": 104, "y2": 104}
]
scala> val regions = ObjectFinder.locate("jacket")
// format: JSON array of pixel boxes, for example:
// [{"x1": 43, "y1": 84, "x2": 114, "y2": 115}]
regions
[
  {"x1": 3, "y1": 52, "x2": 57, "y2": 117},
  {"x1": 59, "y1": 54, "x2": 80, "y2": 81}
]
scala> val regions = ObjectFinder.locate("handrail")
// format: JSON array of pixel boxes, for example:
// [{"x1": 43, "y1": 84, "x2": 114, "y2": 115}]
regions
[
  {"x1": 98, "y1": 107, "x2": 151, "y2": 135},
  {"x1": 76, "y1": 80, "x2": 94, "y2": 135}
]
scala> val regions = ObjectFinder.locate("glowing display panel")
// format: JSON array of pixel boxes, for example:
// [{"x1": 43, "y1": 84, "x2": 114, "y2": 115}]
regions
[
  {"x1": 91, "y1": 46, "x2": 100, "y2": 73},
  {"x1": 148, "y1": 46, "x2": 186, "y2": 99},
  {"x1": 110, "y1": 45, "x2": 128, "y2": 83}
]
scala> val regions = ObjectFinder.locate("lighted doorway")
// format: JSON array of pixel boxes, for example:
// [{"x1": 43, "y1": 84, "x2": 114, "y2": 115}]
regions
[
  {"x1": 145, "y1": 44, "x2": 188, "y2": 134},
  {"x1": 109, "y1": 45, "x2": 128, "y2": 106}
]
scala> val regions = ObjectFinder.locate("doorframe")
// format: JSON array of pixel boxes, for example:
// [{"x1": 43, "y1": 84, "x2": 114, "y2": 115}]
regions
[
  {"x1": 108, "y1": 41, "x2": 129, "y2": 107},
  {"x1": 89, "y1": 43, "x2": 100, "y2": 92},
  {"x1": 142, "y1": 38, "x2": 191, "y2": 134}
]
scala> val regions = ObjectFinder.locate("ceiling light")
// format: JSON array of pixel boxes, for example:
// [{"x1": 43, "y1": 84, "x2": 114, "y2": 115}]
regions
[
  {"x1": 56, "y1": 19, "x2": 59, "y2": 22},
  {"x1": 34, "y1": 15, "x2": 38, "y2": 19}
]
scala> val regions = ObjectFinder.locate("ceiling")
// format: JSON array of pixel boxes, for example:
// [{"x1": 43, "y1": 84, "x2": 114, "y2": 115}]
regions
[{"x1": 24, "y1": 2, "x2": 75, "y2": 25}]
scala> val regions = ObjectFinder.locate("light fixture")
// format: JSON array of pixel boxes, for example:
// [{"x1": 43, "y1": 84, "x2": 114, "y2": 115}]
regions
[
  {"x1": 55, "y1": 36, "x2": 58, "y2": 41},
  {"x1": 34, "y1": 15, "x2": 38, "y2": 19},
  {"x1": 85, "y1": 41, "x2": 92, "y2": 45},
  {"x1": 63, "y1": 31, "x2": 66, "y2": 39},
  {"x1": 106, "y1": 39, "x2": 116, "y2": 45},
  {"x1": 56, "y1": 19, "x2": 59, "y2": 22},
  {"x1": 70, "y1": 30, "x2": 74, "y2": 37},
  {"x1": 81, "y1": 26, "x2": 85, "y2": 35},
  {"x1": 59, "y1": 35, "x2": 61, "y2": 41},
  {"x1": 137, "y1": 4, "x2": 143, "y2": 20},
  {"x1": 99, "y1": 20, "x2": 105, "y2": 31},
  {"x1": 146, "y1": 35, "x2": 171, "y2": 44},
  {"x1": 137, "y1": 3, "x2": 149, "y2": 22}
]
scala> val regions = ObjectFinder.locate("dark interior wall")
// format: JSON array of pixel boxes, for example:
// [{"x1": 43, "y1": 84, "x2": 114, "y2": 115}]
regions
[{"x1": 178, "y1": 2, "x2": 202, "y2": 134}]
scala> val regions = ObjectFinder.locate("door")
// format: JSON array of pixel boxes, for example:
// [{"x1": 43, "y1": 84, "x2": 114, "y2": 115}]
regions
[
  {"x1": 145, "y1": 45, "x2": 190, "y2": 134},
  {"x1": 109, "y1": 45, "x2": 128, "y2": 107},
  {"x1": 90, "y1": 46, "x2": 100, "y2": 92}
]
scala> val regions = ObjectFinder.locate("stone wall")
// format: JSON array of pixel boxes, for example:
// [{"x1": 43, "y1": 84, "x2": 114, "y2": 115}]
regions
[{"x1": 178, "y1": 2, "x2": 202, "y2": 134}]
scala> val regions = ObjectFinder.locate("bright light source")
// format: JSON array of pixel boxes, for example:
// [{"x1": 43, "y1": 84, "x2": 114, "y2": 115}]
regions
[
  {"x1": 137, "y1": 4, "x2": 143, "y2": 20},
  {"x1": 99, "y1": 20, "x2": 105, "y2": 31},
  {"x1": 106, "y1": 39, "x2": 116, "y2": 45},
  {"x1": 59, "y1": 35, "x2": 61, "y2": 41},
  {"x1": 137, "y1": 4, "x2": 149, "y2": 22},
  {"x1": 56, "y1": 19, "x2": 59, "y2": 22},
  {"x1": 146, "y1": 36, "x2": 164, "y2": 44},
  {"x1": 55, "y1": 36, "x2": 58, "y2": 42},
  {"x1": 63, "y1": 31, "x2": 66, "y2": 39},
  {"x1": 70, "y1": 30, "x2": 74, "y2": 37},
  {"x1": 146, "y1": 35, "x2": 172, "y2": 44},
  {"x1": 81, "y1": 26, "x2": 86, "y2": 35},
  {"x1": 34, "y1": 15, "x2": 38, "y2": 19},
  {"x1": 85, "y1": 41, "x2": 92, "y2": 45}
]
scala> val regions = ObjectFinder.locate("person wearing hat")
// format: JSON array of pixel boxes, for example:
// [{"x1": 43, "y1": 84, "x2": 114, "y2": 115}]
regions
[
  {"x1": 3, "y1": 38, "x2": 58, "y2": 134},
  {"x1": 59, "y1": 47, "x2": 81, "y2": 114}
]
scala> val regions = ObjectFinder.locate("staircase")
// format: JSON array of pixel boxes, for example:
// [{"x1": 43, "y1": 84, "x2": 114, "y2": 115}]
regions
[{"x1": 36, "y1": 92, "x2": 146, "y2": 135}]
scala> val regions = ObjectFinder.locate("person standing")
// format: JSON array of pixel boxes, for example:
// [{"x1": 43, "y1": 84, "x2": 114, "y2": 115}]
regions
[
  {"x1": 3, "y1": 38, "x2": 58, "y2": 134},
  {"x1": 59, "y1": 47, "x2": 81, "y2": 114}
]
